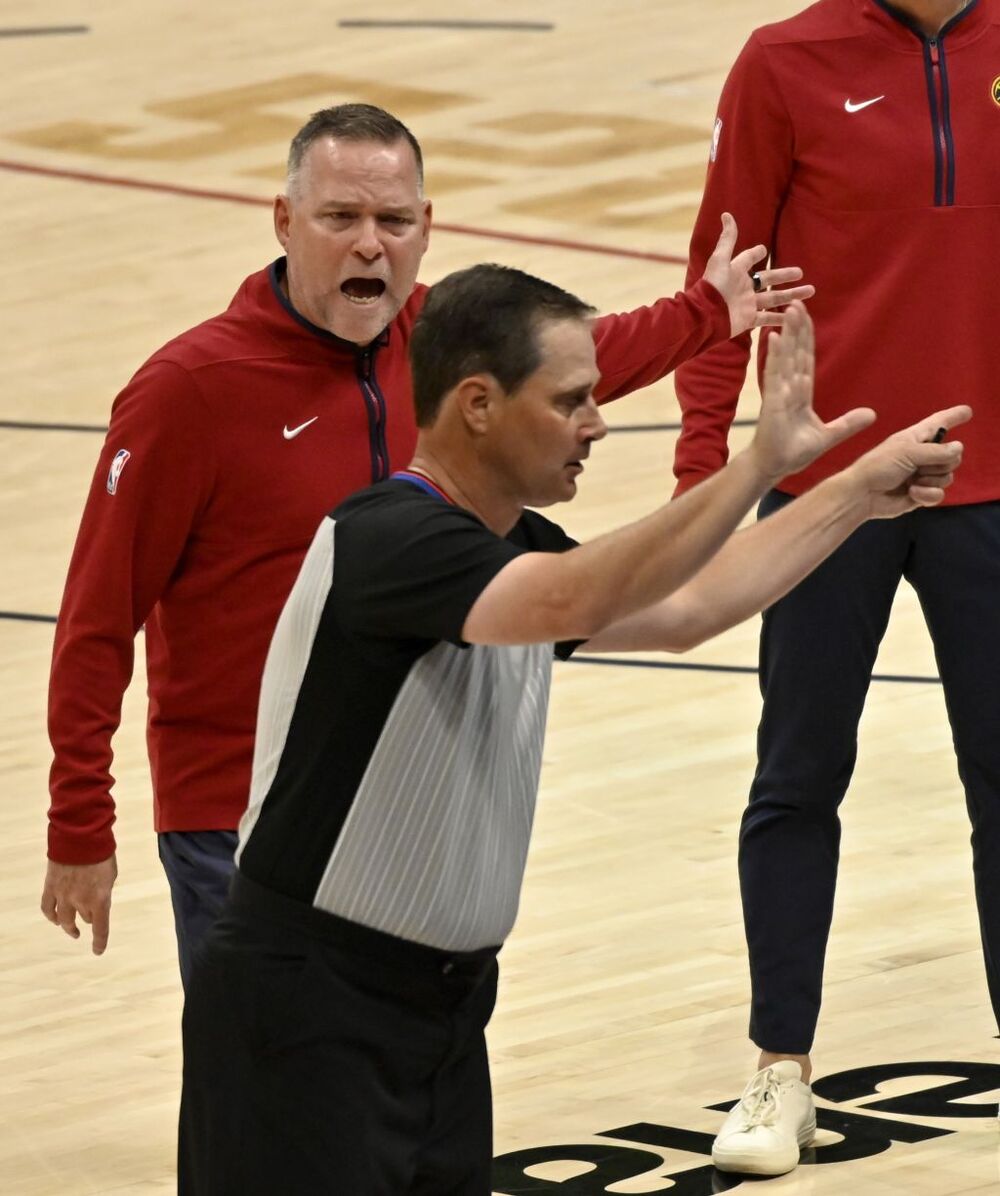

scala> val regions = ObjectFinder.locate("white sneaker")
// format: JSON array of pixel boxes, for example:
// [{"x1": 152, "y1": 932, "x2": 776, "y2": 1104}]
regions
[{"x1": 711, "y1": 1060, "x2": 816, "y2": 1176}]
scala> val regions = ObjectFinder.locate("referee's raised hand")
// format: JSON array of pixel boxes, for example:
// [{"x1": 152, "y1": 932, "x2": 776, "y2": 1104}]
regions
[
  {"x1": 848, "y1": 405, "x2": 970, "y2": 519},
  {"x1": 748, "y1": 301, "x2": 876, "y2": 486}
]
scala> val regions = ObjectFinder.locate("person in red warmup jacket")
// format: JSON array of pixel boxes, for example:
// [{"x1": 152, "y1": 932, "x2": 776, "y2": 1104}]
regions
[
  {"x1": 673, "y1": 0, "x2": 1000, "y2": 1178},
  {"x1": 42, "y1": 102, "x2": 810, "y2": 986}
]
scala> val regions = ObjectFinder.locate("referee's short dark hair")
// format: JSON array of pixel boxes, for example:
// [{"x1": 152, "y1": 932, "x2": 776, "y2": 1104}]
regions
[
  {"x1": 410, "y1": 264, "x2": 595, "y2": 427},
  {"x1": 287, "y1": 103, "x2": 424, "y2": 194}
]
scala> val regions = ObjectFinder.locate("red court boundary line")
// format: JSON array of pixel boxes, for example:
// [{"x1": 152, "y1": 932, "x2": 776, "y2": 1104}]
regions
[{"x1": 0, "y1": 158, "x2": 688, "y2": 267}]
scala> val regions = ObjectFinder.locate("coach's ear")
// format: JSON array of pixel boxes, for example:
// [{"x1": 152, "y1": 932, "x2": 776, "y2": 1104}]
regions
[
  {"x1": 273, "y1": 193, "x2": 291, "y2": 248},
  {"x1": 453, "y1": 373, "x2": 503, "y2": 437}
]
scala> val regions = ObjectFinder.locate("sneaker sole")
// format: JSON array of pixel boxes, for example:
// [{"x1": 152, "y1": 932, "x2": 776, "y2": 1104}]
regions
[
  {"x1": 712, "y1": 1120, "x2": 816, "y2": 1176},
  {"x1": 711, "y1": 1147, "x2": 800, "y2": 1176}
]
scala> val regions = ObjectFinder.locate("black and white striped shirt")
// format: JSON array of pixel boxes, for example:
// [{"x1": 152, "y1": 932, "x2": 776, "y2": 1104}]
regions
[{"x1": 236, "y1": 477, "x2": 578, "y2": 951}]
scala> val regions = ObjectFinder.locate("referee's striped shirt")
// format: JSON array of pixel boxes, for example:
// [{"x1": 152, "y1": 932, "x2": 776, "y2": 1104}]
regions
[{"x1": 237, "y1": 477, "x2": 578, "y2": 952}]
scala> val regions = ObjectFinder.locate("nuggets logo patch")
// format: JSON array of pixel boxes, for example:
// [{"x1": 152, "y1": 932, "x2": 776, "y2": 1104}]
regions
[
  {"x1": 993, "y1": 76, "x2": 1000, "y2": 106},
  {"x1": 710, "y1": 116, "x2": 723, "y2": 162},
  {"x1": 106, "y1": 448, "x2": 131, "y2": 495}
]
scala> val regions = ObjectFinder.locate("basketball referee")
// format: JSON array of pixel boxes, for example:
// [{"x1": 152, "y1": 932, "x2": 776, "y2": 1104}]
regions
[{"x1": 179, "y1": 265, "x2": 966, "y2": 1193}]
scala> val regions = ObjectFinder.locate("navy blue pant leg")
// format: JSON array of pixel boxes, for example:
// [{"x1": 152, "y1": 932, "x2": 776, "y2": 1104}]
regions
[
  {"x1": 158, "y1": 829, "x2": 239, "y2": 989},
  {"x1": 907, "y1": 502, "x2": 1000, "y2": 1032},
  {"x1": 740, "y1": 491, "x2": 911, "y2": 1054}
]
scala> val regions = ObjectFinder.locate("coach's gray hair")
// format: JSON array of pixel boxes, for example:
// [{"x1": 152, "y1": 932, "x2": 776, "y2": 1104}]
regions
[{"x1": 286, "y1": 103, "x2": 424, "y2": 196}]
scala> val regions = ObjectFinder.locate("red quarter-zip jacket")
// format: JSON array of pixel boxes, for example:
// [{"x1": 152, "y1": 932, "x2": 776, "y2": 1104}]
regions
[
  {"x1": 48, "y1": 259, "x2": 730, "y2": 862},
  {"x1": 674, "y1": 0, "x2": 1000, "y2": 499}
]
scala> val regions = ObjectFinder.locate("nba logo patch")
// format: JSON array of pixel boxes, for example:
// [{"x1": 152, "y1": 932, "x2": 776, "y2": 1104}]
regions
[
  {"x1": 106, "y1": 448, "x2": 131, "y2": 495},
  {"x1": 710, "y1": 116, "x2": 723, "y2": 162}
]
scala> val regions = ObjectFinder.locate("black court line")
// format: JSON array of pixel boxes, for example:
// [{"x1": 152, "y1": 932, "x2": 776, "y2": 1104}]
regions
[
  {"x1": 565, "y1": 654, "x2": 942, "y2": 686},
  {"x1": 338, "y1": 19, "x2": 553, "y2": 31},
  {"x1": 0, "y1": 611, "x2": 57, "y2": 625},
  {"x1": 0, "y1": 418, "x2": 107, "y2": 433},
  {"x1": 0, "y1": 25, "x2": 89, "y2": 38},
  {"x1": 0, "y1": 611, "x2": 943, "y2": 685}
]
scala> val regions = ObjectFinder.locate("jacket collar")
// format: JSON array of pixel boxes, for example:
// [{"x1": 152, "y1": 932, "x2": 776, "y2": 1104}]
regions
[
  {"x1": 863, "y1": 0, "x2": 989, "y2": 48},
  {"x1": 229, "y1": 258, "x2": 391, "y2": 360}
]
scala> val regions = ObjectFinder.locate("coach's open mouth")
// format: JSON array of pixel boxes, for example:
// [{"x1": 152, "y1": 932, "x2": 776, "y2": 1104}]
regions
[{"x1": 341, "y1": 278, "x2": 386, "y2": 305}]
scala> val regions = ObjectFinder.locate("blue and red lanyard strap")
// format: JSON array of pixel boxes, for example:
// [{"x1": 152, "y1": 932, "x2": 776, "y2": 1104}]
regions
[{"x1": 391, "y1": 470, "x2": 456, "y2": 505}]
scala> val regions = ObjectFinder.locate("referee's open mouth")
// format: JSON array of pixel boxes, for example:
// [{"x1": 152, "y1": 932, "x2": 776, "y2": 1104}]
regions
[{"x1": 341, "y1": 278, "x2": 387, "y2": 305}]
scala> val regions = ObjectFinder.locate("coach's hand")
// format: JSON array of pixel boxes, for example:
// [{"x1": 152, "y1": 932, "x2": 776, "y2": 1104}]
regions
[
  {"x1": 703, "y1": 212, "x2": 815, "y2": 336},
  {"x1": 41, "y1": 854, "x2": 118, "y2": 955}
]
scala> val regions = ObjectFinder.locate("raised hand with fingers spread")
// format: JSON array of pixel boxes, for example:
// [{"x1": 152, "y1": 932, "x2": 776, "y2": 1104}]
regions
[
  {"x1": 702, "y1": 213, "x2": 815, "y2": 336},
  {"x1": 748, "y1": 302, "x2": 874, "y2": 484}
]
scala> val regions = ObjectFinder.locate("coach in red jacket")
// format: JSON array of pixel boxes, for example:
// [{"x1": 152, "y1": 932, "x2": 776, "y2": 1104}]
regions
[
  {"x1": 41, "y1": 102, "x2": 807, "y2": 986},
  {"x1": 674, "y1": 0, "x2": 1000, "y2": 1178}
]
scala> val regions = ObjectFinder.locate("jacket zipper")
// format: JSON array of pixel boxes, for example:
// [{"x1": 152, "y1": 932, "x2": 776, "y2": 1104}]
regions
[
  {"x1": 356, "y1": 349, "x2": 390, "y2": 482},
  {"x1": 874, "y1": 0, "x2": 966, "y2": 206},
  {"x1": 925, "y1": 37, "x2": 956, "y2": 206}
]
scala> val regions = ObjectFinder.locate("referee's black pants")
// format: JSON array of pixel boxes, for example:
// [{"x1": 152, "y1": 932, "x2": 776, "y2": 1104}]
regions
[
  {"x1": 741, "y1": 495, "x2": 1000, "y2": 1055},
  {"x1": 179, "y1": 873, "x2": 499, "y2": 1195}
]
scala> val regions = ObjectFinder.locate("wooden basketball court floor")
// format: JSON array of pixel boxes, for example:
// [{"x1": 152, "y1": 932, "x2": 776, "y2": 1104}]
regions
[{"x1": 2, "y1": 1, "x2": 997, "y2": 1192}]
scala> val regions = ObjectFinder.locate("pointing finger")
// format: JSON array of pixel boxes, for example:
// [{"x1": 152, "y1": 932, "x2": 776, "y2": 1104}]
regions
[{"x1": 90, "y1": 900, "x2": 111, "y2": 956}]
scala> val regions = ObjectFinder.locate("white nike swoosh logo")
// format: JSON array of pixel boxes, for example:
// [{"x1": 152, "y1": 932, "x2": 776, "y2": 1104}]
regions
[
  {"x1": 845, "y1": 95, "x2": 885, "y2": 113},
  {"x1": 283, "y1": 417, "x2": 318, "y2": 440}
]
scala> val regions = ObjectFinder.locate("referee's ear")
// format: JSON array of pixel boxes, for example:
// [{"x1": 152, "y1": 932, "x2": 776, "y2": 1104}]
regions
[{"x1": 453, "y1": 374, "x2": 502, "y2": 438}]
